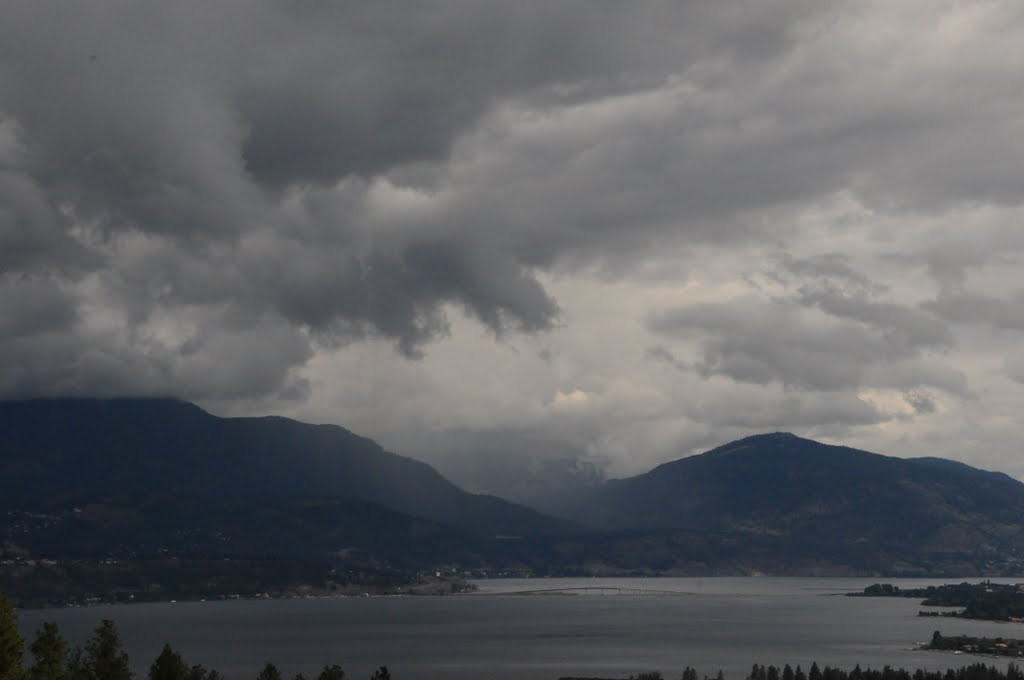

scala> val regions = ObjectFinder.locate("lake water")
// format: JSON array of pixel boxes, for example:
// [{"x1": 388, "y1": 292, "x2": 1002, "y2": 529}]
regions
[{"x1": 17, "y1": 578, "x2": 1024, "y2": 680}]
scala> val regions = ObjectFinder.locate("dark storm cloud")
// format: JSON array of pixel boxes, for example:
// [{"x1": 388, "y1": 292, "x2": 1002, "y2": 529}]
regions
[
  {"x1": 0, "y1": 276, "x2": 78, "y2": 340},
  {"x1": 236, "y1": 1, "x2": 820, "y2": 185},
  {"x1": 0, "y1": 0, "x2": 832, "y2": 398},
  {"x1": 0, "y1": 122, "x2": 98, "y2": 274},
  {"x1": 2, "y1": 0, "x2": 1023, "y2": 421},
  {"x1": 0, "y1": 322, "x2": 312, "y2": 404}
]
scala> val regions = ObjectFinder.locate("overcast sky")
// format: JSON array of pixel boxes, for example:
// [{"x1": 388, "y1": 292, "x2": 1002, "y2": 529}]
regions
[{"x1": 4, "y1": 1, "x2": 1024, "y2": 480}]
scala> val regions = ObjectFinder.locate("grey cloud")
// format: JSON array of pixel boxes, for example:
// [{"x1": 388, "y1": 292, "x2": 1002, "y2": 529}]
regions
[
  {"x1": 772, "y1": 254, "x2": 948, "y2": 351},
  {"x1": 0, "y1": 297, "x2": 311, "y2": 403},
  {"x1": 0, "y1": 123, "x2": 98, "y2": 274},
  {"x1": 686, "y1": 390, "x2": 888, "y2": 430},
  {"x1": 882, "y1": 224, "x2": 1024, "y2": 290},
  {"x1": 904, "y1": 390, "x2": 936, "y2": 415},
  {"x1": 0, "y1": 0, "x2": 833, "y2": 398},
  {"x1": 794, "y1": 286, "x2": 951, "y2": 350},
  {"x1": 170, "y1": 317, "x2": 313, "y2": 402},
  {"x1": 776, "y1": 253, "x2": 882, "y2": 294},
  {"x1": 1005, "y1": 355, "x2": 1024, "y2": 385},
  {"x1": 649, "y1": 298, "x2": 875, "y2": 390},
  {"x1": 648, "y1": 294, "x2": 964, "y2": 395},
  {"x1": 2, "y1": 0, "x2": 1024, "y2": 433},
  {"x1": 236, "y1": 1, "x2": 823, "y2": 186},
  {"x1": 0, "y1": 276, "x2": 79, "y2": 340},
  {"x1": 924, "y1": 292, "x2": 1024, "y2": 331},
  {"x1": 644, "y1": 344, "x2": 690, "y2": 373},
  {"x1": 861, "y1": 360, "x2": 968, "y2": 397}
]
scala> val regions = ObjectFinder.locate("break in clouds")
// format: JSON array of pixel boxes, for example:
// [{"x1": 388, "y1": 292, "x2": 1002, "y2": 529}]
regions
[{"x1": 3, "y1": 1, "x2": 1024, "y2": 480}]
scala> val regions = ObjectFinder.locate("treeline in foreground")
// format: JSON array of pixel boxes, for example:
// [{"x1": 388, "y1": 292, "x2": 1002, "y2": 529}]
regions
[
  {"x1": 0, "y1": 592, "x2": 389, "y2": 680},
  {"x1": 741, "y1": 663, "x2": 1023, "y2": 680},
  {"x1": 584, "y1": 665, "x2": 1024, "y2": 680}
]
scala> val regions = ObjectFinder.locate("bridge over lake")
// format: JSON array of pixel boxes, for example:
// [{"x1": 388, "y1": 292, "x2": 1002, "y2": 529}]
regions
[{"x1": 494, "y1": 586, "x2": 693, "y2": 596}]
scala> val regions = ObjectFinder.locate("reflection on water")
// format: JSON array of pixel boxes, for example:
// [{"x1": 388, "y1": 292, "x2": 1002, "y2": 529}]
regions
[{"x1": 18, "y1": 578, "x2": 1023, "y2": 680}]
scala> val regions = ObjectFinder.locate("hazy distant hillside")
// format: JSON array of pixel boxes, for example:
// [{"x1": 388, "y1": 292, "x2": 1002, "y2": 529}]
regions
[
  {"x1": 548, "y1": 432, "x2": 1024, "y2": 573},
  {"x1": 0, "y1": 398, "x2": 568, "y2": 538},
  {"x1": 426, "y1": 437, "x2": 605, "y2": 510}
]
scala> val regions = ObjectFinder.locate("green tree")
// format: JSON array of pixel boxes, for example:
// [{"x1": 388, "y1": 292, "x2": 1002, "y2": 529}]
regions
[
  {"x1": 256, "y1": 664, "x2": 282, "y2": 680},
  {"x1": 317, "y1": 667, "x2": 344, "y2": 680},
  {"x1": 67, "y1": 647, "x2": 85, "y2": 680},
  {"x1": 82, "y1": 620, "x2": 131, "y2": 680},
  {"x1": 29, "y1": 623, "x2": 68, "y2": 680},
  {"x1": 187, "y1": 668, "x2": 221, "y2": 680},
  {"x1": 0, "y1": 592, "x2": 25, "y2": 680},
  {"x1": 149, "y1": 646, "x2": 187, "y2": 680},
  {"x1": 368, "y1": 668, "x2": 390, "y2": 680}
]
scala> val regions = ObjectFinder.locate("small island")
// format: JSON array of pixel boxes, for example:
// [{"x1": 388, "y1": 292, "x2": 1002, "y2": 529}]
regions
[
  {"x1": 849, "y1": 582, "x2": 1024, "y2": 622},
  {"x1": 926, "y1": 631, "x2": 1024, "y2": 658}
]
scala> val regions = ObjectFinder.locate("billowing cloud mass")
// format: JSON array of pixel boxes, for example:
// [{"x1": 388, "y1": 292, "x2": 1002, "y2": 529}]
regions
[{"x1": 4, "y1": 1, "x2": 1024, "y2": 482}]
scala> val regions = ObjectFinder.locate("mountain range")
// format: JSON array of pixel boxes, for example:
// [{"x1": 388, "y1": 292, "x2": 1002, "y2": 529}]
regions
[
  {"x1": 544, "y1": 432, "x2": 1024, "y2": 574},
  {"x1": 0, "y1": 398, "x2": 564, "y2": 538},
  {"x1": 2, "y1": 398, "x2": 1023, "y2": 601}
]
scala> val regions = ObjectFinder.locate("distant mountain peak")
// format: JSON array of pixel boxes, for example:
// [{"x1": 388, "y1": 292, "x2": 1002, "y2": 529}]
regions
[
  {"x1": 727, "y1": 431, "x2": 802, "y2": 445},
  {"x1": 697, "y1": 431, "x2": 811, "y2": 458},
  {"x1": 549, "y1": 432, "x2": 1024, "y2": 576},
  {"x1": 0, "y1": 398, "x2": 568, "y2": 538},
  {"x1": 2, "y1": 395, "x2": 207, "y2": 413},
  {"x1": 754, "y1": 431, "x2": 798, "y2": 438}
]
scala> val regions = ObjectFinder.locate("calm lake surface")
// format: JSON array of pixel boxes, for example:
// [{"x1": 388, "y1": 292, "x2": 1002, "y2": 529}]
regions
[{"x1": 17, "y1": 578, "x2": 1024, "y2": 680}]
